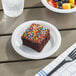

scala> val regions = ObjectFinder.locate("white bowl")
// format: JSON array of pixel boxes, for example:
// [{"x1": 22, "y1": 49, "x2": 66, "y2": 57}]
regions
[
  {"x1": 11, "y1": 20, "x2": 61, "y2": 59},
  {"x1": 41, "y1": 0, "x2": 76, "y2": 13}
]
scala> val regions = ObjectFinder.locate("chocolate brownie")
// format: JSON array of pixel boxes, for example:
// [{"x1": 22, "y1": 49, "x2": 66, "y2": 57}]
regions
[{"x1": 21, "y1": 23, "x2": 50, "y2": 52}]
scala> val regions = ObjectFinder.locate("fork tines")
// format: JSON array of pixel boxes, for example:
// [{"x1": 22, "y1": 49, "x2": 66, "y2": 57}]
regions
[{"x1": 68, "y1": 48, "x2": 76, "y2": 60}]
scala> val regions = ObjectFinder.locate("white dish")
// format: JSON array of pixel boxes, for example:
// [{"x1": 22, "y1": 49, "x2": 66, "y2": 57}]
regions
[
  {"x1": 11, "y1": 20, "x2": 61, "y2": 59},
  {"x1": 41, "y1": 0, "x2": 76, "y2": 13}
]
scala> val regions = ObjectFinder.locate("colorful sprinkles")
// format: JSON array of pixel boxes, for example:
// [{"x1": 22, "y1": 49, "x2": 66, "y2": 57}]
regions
[{"x1": 22, "y1": 23, "x2": 49, "y2": 43}]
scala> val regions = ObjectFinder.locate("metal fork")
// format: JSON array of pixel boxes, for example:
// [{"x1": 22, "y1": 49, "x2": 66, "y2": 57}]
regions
[{"x1": 47, "y1": 48, "x2": 76, "y2": 76}]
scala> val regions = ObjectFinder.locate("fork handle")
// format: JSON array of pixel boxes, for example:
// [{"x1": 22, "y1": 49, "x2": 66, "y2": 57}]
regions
[{"x1": 47, "y1": 60, "x2": 66, "y2": 76}]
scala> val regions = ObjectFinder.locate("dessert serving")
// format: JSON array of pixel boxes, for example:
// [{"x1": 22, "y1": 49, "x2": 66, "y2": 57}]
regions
[
  {"x1": 47, "y1": 0, "x2": 76, "y2": 9},
  {"x1": 21, "y1": 23, "x2": 50, "y2": 52}
]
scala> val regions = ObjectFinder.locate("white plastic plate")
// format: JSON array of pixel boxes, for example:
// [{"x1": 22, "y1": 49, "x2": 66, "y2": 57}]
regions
[
  {"x1": 11, "y1": 20, "x2": 61, "y2": 59},
  {"x1": 41, "y1": 0, "x2": 76, "y2": 13}
]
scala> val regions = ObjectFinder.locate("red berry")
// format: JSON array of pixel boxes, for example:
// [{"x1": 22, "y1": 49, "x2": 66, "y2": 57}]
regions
[
  {"x1": 48, "y1": 0, "x2": 56, "y2": 8},
  {"x1": 75, "y1": 1, "x2": 76, "y2": 5}
]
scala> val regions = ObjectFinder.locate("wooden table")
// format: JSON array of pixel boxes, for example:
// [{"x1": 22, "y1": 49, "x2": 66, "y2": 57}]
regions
[{"x1": 0, "y1": 0, "x2": 76, "y2": 76}]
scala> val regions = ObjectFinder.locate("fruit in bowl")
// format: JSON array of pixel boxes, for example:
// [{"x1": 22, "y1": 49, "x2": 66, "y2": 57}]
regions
[{"x1": 47, "y1": 0, "x2": 76, "y2": 9}]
